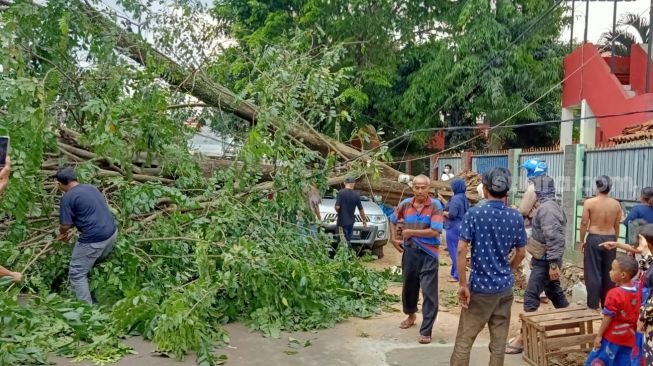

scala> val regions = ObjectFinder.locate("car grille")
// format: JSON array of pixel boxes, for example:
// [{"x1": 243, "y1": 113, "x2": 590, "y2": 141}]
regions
[{"x1": 322, "y1": 213, "x2": 365, "y2": 222}]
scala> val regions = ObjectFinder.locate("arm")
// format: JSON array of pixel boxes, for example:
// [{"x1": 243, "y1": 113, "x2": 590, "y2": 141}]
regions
[
  {"x1": 511, "y1": 247, "x2": 526, "y2": 271},
  {"x1": 403, "y1": 228, "x2": 440, "y2": 238},
  {"x1": 0, "y1": 265, "x2": 22, "y2": 282},
  {"x1": 335, "y1": 192, "x2": 341, "y2": 213},
  {"x1": 0, "y1": 156, "x2": 10, "y2": 196},
  {"x1": 614, "y1": 207, "x2": 621, "y2": 239},
  {"x1": 593, "y1": 315, "x2": 613, "y2": 349},
  {"x1": 540, "y1": 206, "x2": 566, "y2": 262},
  {"x1": 518, "y1": 189, "x2": 536, "y2": 216},
  {"x1": 358, "y1": 207, "x2": 368, "y2": 227},
  {"x1": 599, "y1": 241, "x2": 642, "y2": 254},
  {"x1": 388, "y1": 205, "x2": 403, "y2": 253},
  {"x1": 579, "y1": 202, "x2": 590, "y2": 250},
  {"x1": 457, "y1": 240, "x2": 470, "y2": 309},
  {"x1": 623, "y1": 206, "x2": 637, "y2": 225}
]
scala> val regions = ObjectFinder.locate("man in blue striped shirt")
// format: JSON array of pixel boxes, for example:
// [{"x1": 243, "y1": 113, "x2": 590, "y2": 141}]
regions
[{"x1": 390, "y1": 175, "x2": 444, "y2": 344}]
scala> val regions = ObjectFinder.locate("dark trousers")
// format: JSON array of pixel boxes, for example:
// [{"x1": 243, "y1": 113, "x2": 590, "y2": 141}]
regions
[
  {"x1": 524, "y1": 258, "x2": 569, "y2": 312},
  {"x1": 336, "y1": 225, "x2": 353, "y2": 248},
  {"x1": 584, "y1": 233, "x2": 616, "y2": 309},
  {"x1": 402, "y1": 245, "x2": 439, "y2": 336},
  {"x1": 451, "y1": 290, "x2": 513, "y2": 366}
]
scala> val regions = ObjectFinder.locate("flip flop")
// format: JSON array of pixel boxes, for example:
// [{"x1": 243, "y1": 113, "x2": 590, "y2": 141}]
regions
[
  {"x1": 399, "y1": 319, "x2": 416, "y2": 329},
  {"x1": 505, "y1": 338, "x2": 523, "y2": 354},
  {"x1": 419, "y1": 335, "x2": 432, "y2": 344},
  {"x1": 447, "y1": 277, "x2": 459, "y2": 283},
  {"x1": 505, "y1": 344, "x2": 523, "y2": 354}
]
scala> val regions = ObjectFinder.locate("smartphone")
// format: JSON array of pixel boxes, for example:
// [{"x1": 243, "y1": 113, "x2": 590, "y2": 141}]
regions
[{"x1": 0, "y1": 136, "x2": 8, "y2": 167}]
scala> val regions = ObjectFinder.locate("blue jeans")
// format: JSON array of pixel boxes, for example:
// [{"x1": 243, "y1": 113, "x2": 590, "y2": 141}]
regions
[
  {"x1": 446, "y1": 224, "x2": 461, "y2": 280},
  {"x1": 69, "y1": 230, "x2": 117, "y2": 304}
]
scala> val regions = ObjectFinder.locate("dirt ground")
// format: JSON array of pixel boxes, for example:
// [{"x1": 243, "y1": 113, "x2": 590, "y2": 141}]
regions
[{"x1": 52, "y1": 246, "x2": 583, "y2": 366}]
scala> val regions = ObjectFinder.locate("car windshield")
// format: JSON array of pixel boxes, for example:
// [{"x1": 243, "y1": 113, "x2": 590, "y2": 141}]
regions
[{"x1": 323, "y1": 190, "x2": 370, "y2": 201}]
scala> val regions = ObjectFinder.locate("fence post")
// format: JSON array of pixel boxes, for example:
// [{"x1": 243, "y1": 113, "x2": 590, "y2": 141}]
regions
[
  {"x1": 462, "y1": 151, "x2": 473, "y2": 171},
  {"x1": 430, "y1": 155, "x2": 438, "y2": 181},
  {"x1": 562, "y1": 144, "x2": 585, "y2": 264},
  {"x1": 508, "y1": 149, "x2": 522, "y2": 205}
]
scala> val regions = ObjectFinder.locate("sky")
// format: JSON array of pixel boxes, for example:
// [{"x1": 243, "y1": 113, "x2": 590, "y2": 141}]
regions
[{"x1": 562, "y1": 0, "x2": 651, "y2": 44}]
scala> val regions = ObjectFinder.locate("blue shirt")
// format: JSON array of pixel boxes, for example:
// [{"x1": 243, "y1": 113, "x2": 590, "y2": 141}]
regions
[
  {"x1": 623, "y1": 204, "x2": 653, "y2": 225},
  {"x1": 60, "y1": 184, "x2": 117, "y2": 244},
  {"x1": 460, "y1": 200, "x2": 527, "y2": 294},
  {"x1": 390, "y1": 197, "x2": 444, "y2": 258}
]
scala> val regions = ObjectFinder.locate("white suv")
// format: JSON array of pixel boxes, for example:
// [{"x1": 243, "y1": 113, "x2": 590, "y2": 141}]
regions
[{"x1": 319, "y1": 193, "x2": 389, "y2": 258}]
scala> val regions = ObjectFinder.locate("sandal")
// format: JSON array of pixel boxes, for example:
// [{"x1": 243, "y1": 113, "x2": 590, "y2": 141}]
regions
[
  {"x1": 447, "y1": 277, "x2": 459, "y2": 283},
  {"x1": 399, "y1": 318, "x2": 416, "y2": 329},
  {"x1": 419, "y1": 335, "x2": 432, "y2": 344},
  {"x1": 505, "y1": 337, "x2": 523, "y2": 354}
]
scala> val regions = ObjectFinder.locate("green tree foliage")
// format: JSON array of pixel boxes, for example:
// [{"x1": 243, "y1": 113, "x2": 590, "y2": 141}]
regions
[
  {"x1": 600, "y1": 13, "x2": 650, "y2": 56},
  {"x1": 216, "y1": 0, "x2": 567, "y2": 150},
  {"x1": 0, "y1": 1, "x2": 393, "y2": 365}
]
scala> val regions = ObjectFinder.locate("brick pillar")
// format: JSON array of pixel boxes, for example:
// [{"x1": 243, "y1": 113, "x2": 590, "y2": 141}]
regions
[
  {"x1": 430, "y1": 156, "x2": 438, "y2": 181},
  {"x1": 562, "y1": 144, "x2": 585, "y2": 264},
  {"x1": 508, "y1": 148, "x2": 522, "y2": 205},
  {"x1": 462, "y1": 151, "x2": 473, "y2": 171}
]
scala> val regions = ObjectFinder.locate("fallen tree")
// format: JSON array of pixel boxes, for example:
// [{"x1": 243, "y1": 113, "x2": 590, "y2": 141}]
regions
[{"x1": 0, "y1": 2, "x2": 397, "y2": 365}]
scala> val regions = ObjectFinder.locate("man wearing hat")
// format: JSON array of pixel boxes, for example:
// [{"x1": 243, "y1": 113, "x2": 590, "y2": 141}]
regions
[
  {"x1": 55, "y1": 167, "x2": 117, "y2": 304},
  {"x1": 451, "y1": 168, "x2": 527, "y2": 366},
  {"x1": 335, "y1": 176, "x2": 367, "y2": 249}
]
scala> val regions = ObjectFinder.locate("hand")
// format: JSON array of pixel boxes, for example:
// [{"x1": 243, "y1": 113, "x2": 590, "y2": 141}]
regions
[
  {"x1": 402, "y1": 229, "x2": 413, "y2": 239},
  {"x1": 362, "y1": 221, "x2": 368, "y2": 228},
  {"x1": 392, "y1": 239, "x2": 404, "y2": 253},
  {"x1": 0, "y1": 156, "x2": 10, "y2": 180},
  {"x1": 10, "y1": 271, "x2": 22, "y2": 283},
  {"x1": 57, "y1": 232, "x2": 71, "y2": 242},
  {"x1": 549, "y1": 267, "x2": 561, "y2": 281},
  {"x1": 593, "y1": 336, "x2": 602, "y2": 350},
  {"x1": 578, "y1": 241, "x2": 585, "y2": 253},
  {"x1": 458, "y1": 285, "x2": 470, "y2": 309},
  {"x1": 638, "y1": 320, "x2": 645, "y2": 333},
  {"x1": 599, "y1": 242, "x2": 617, "y2": 250}
]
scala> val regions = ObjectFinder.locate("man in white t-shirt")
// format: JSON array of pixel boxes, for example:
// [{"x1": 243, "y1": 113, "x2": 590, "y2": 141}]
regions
[{"x1": 441, "y1": 164, "x2": 455, "y2": 181}]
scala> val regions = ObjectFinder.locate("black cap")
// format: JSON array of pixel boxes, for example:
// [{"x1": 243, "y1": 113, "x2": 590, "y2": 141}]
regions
[
  {"x1": 55, "y1": 167, "x2": 77, "y2": 185},
  {"x1": 344, "y1": 176, "x2": 357, "y2": 184},
  {"x1": 481, "y1": 168, "x2": 512, "y2": 197}
]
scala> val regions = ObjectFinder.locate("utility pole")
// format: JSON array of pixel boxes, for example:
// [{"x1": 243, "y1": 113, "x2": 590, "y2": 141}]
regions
[
  {"x1": 583, "y1": 0, "x2": 589, "y2": 44},
  {"x1": 647, "y1": 2, "x2": 653, "y2": 93},
  {"x1": 611, "y1": 0, "x2": 617, "y2": 73},
  {"x1": 570, "y1": 0, "x2": 575, "y2": 52}
]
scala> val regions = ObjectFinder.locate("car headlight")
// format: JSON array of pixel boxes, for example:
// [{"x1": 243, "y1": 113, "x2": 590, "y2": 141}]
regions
[{"x1": 368, "y1": 215, "x2": 387, "y2": 224}]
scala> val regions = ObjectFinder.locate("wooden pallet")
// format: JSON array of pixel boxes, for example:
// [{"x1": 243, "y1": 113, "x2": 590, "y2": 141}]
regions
[{"x1": 520, "y1": 306, "x2": 601, "y2": 366}]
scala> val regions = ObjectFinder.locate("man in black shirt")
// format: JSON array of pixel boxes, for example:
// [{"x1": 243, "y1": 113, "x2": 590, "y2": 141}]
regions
[
  {"x1": 56, "y1": 167, "x2": 117, "y2": 304},
  {"x1": 335, "y1": 177, "x2": 368, "y2": 249}
]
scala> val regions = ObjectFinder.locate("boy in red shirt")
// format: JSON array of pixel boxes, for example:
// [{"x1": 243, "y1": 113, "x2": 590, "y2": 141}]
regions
[{"x1": 585, "y1": 256, "x2": 641, "y2": 366}]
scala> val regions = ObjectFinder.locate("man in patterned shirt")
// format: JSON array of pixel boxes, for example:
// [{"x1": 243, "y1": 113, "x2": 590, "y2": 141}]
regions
[
  {"x1": 390, "y1": 175, "x2": 444, "y2": 344},
  {"x1": 451, "y1": 168, "x2": 527, "y2": 366}
]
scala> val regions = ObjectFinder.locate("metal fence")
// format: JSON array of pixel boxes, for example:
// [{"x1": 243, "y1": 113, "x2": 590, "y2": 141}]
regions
[
  {"x1": 517, "y1": 151, "x2": 564, "y2": 192},
  {"x1": 472, "y1": 154, "x2": 508, "y2": 174},
  {"x1": 583, "y1": 145, "x2": 653, "y2": 201}
]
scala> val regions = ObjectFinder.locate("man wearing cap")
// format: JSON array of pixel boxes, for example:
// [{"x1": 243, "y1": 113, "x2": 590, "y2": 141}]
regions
[
  {"x1": 390, "y1": 175, "x2": 444, "y2": 344},
  {"x1": 335, "y1": 176, "x2": 367, "y2": 249},
  {"x1": 56, "y1": 167, "x2": 117, "y2": 304},
  {"x1": 579, "y1": 175, "x2": 623, "y2": 309},
  {"x1": 451, "y1": 168, "x2": 527, "y2": 366}
]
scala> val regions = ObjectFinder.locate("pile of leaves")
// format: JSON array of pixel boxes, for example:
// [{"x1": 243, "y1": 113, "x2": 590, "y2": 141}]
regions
[{"x1": 0, "y1": 1, "x2": 393, "y2": 365}]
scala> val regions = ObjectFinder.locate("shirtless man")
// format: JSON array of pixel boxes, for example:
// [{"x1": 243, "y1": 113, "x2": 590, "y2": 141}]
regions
[{"x1": 579, "y1": 175, "x2": 622, "y2": 309}]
